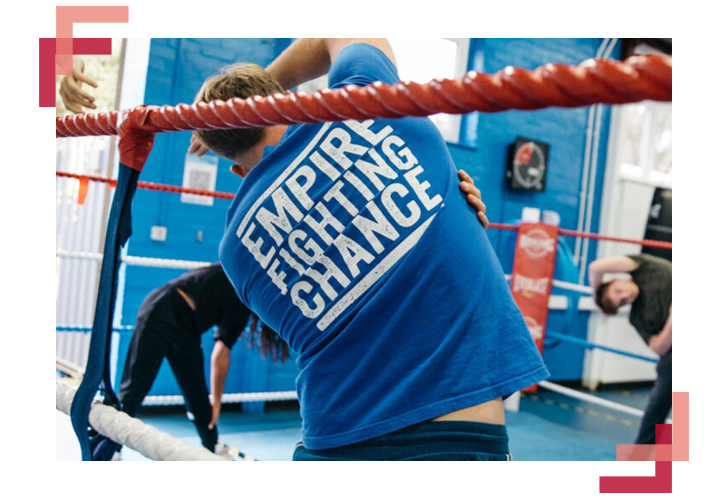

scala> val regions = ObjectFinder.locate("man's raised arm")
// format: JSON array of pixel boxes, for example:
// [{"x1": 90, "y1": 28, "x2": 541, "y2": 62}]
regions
[
  {"x1": 588, "y1": 255, "x2": 639, "y2": 289},
  {"x1": 265, "y1": 38, "x2": 396, "y2": 91}
]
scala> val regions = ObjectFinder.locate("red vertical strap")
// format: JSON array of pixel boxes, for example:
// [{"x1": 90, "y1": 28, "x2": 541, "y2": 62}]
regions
[{"x1": 77, "y1": 177, "x2": 89, "y2": 205}]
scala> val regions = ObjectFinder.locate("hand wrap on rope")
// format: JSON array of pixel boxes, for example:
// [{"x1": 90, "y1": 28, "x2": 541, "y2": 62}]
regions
[{"x1": 117, "y1": 105, "x2": 157, "y2": 172}]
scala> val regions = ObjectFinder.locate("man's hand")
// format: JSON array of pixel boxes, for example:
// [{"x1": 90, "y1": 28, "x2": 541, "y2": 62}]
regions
[
  {"x1": 208, "y1": 396, "x2": 222, "y2": 430},
  {"x1": 188, "y1": 134, "x2": 250, "y2": 179},
  {"x1": 59, "y1": 55, "x2": 98, "y2": 113},
  {"x1": 648, "y1": 304, "x2": 672, "y2": 356},
  {"x1": 458, "y1": 170, "x2": 488, "y2": 229},
  {"x1": 188, "y1": 133, "x2": 210, "y2": 157}
]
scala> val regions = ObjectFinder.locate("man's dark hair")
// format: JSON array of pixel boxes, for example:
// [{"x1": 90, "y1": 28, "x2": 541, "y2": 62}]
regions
[
  {"x1": 595, "y1": 282, "x2": 619, "y2": 315},
  {"x1": 193, "y1": 64, "x2": 285, "y2": 160}
]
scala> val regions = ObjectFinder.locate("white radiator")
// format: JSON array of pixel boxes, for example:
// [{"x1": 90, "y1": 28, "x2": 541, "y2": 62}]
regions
[{"x1": 56, "y1": 135, "x2": 114, "y2": 369}]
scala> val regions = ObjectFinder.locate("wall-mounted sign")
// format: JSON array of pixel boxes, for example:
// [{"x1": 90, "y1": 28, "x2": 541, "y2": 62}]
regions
[{"x1": 181, "y1": 153, "x2": 218, "y2": 206}]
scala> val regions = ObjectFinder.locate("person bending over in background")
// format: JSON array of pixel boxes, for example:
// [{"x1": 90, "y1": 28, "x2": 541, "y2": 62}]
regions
[
  {"x1": 111, "y1": 263, "x2": 288, "y2": 458},
  {"x1": 589, "y1": 254, "x2": 672, "y2": 445}
]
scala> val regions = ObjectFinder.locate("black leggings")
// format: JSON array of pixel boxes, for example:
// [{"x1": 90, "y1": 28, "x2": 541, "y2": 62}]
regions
[
  {"x1": 635, "y1": 350, "x2": 672, "y2": 445},
  {"x1": 117, "y1": 286, "x2": 218, "y2": 451}
]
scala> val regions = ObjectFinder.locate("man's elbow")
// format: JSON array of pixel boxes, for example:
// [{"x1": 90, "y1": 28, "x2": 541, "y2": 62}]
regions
[
  {"x1": 649, "y1": 337, "x2": 668, "y2": 356},
  {"x1": 212, "y1": 341, "x2": 231, "y2": 360}
]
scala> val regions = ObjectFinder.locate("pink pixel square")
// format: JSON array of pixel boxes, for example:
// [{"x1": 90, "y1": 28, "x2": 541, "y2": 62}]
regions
[
  {"x1": 55, "y1": 54, "x2": 73, "y2": 76},
  {"x1": 55, "y1": 38, "x2": 73, "y2": 55}
]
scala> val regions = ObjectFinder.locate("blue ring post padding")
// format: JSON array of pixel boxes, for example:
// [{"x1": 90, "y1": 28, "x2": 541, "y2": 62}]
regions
[
  {"x1": 70, "y1": 164, "x2": 139, "y2": 461},
  {"x1": 544, "y1": 238, "x2": 581, "y2": 349},
  {"x1": 546, "y1": 331, "x2": 658, "y2": 363}
]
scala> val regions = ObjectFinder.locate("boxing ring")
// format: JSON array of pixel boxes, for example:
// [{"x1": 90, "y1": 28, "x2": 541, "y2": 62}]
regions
[{"x1": 56, "y1": 53, "x2": 672, "y2": 460}]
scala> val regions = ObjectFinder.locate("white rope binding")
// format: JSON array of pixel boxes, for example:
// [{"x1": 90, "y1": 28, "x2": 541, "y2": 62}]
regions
[{"x1": 56, "y1": 379, "x2": 226, "y2": 461}]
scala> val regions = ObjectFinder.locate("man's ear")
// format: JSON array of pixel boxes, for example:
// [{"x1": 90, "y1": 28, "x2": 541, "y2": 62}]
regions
[{"x1": 230, "y1": 164, "x2": 248, "y2": 179}]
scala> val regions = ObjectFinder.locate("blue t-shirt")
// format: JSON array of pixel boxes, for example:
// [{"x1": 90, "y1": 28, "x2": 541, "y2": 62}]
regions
[{"x1": 219, "y1": 43, "x2": 549, "y2": 449}]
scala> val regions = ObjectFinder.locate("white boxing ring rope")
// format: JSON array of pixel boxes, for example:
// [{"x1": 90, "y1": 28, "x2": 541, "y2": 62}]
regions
[
  {"x1": 539, "y1": 380, "x2": 673, "y2": 424},
  {"x1": 56, "y1": 379, "x2": 226, "y2": 461},
  {"x1": 56, "y1": 250, "x2": 212, "y2": 270},
  {"x1": 550, "y1": 279, "x2": 592, "y2": 294},
  {"x1": 144, "y1": 391, "x2": 298, "y2": 406}
]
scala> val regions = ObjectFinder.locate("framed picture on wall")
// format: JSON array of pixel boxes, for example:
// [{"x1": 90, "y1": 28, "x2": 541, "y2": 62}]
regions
[{"x1": 506, "y1": 137, "x2": 550, "y2": 192}]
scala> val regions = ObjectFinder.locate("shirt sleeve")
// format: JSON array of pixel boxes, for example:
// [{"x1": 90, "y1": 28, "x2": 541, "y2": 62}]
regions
[
  {"x1": 327, "y1": 43, "x2": 400, "y2": 89},
  {"x1": 627, "y1": 254, "x2": 671, "y2": 343},
  {"x1": 213, "y1": 325, "x2": 244, "y2": 350},
  {"x1": 629, "y1": 316, "x2": 656, "y2": 345},
  {"x1": 212, "y1": 272, "x2": 252, "y2": 350},
  {"x1": 628, "y1": 254, "x2": 671, "y2": 279}
]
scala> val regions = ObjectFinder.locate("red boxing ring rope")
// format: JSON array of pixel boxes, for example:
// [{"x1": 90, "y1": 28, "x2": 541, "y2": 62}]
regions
[
  {"x1": 56, "y1": 54, "x2": 672, "y2": 139},
  {"x1": 56, "y1": 170, "x2": 235, "y2": 200},
  {"x1": 56, "y1": 171, "x2": 673, "y2": 250}
]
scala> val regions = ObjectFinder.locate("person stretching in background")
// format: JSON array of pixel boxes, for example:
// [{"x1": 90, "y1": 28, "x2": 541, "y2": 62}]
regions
[{"x1": 590, "y1": 254, "x2": 672, "y2": 444}]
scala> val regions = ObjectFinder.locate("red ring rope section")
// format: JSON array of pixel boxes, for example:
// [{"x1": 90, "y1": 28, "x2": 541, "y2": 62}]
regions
[
  {"x1": 56, "y1": 171, "x2": 235, "y2": 200},
  {"x1": 56, "y1": 171, "x2": 672, "y2": 250},
  {"x1": 56, "y1": 54, "x2": 672, "y2": 138}
]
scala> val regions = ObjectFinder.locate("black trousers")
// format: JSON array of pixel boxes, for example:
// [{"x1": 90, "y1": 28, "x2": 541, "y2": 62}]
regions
[
  {"x1": 117, "y1": 285, "x2": 218, "y2": 451},
  {"x1": 635, "y1": 350, "x2": 672, "y2": 445}
]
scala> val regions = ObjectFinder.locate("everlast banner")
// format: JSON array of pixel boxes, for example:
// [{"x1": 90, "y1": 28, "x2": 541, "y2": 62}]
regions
[{"x1": 511, "y1": 222, "x2": 559, "y2": 393}]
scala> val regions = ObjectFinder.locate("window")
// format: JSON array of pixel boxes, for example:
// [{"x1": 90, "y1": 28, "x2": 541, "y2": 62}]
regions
[
  {"x1": 297, "y1": 39, "x2": 471, "y2": 144},
  {"x1": 389, "y1": 38, "x2": 470, "y2": 143}
]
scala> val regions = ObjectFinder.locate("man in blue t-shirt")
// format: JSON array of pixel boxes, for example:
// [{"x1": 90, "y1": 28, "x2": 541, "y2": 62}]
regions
[{"x1": 191, "y1": 39, "x2": 549, "y2": 460}]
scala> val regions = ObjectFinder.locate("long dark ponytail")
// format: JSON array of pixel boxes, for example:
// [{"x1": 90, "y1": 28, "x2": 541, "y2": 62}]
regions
[{"x1": 247, "y1": 314, "x2": 290, "y2": 363}]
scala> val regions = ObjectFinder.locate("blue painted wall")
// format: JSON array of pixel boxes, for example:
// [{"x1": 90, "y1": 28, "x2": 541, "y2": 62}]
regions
[
  {"x1": 452, "y1": 38, "x2": 621, "y2": 380},
  {"x1": 114, "y1": 38, "x2": 621, "y2": 399}
]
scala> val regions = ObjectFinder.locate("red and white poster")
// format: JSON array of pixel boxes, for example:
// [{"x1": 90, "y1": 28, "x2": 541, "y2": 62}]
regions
[{"x1": 510, "y1": 222, "x2": 559, "y2": 392}]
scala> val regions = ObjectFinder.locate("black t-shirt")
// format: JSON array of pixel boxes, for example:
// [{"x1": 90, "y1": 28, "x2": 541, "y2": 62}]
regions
[
  {"x1": 169, "y1": 263, "x2": 252, "y2": 349},
  {"x1": 628, "y1": 254, "x2": 672, "y2": 346}
]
